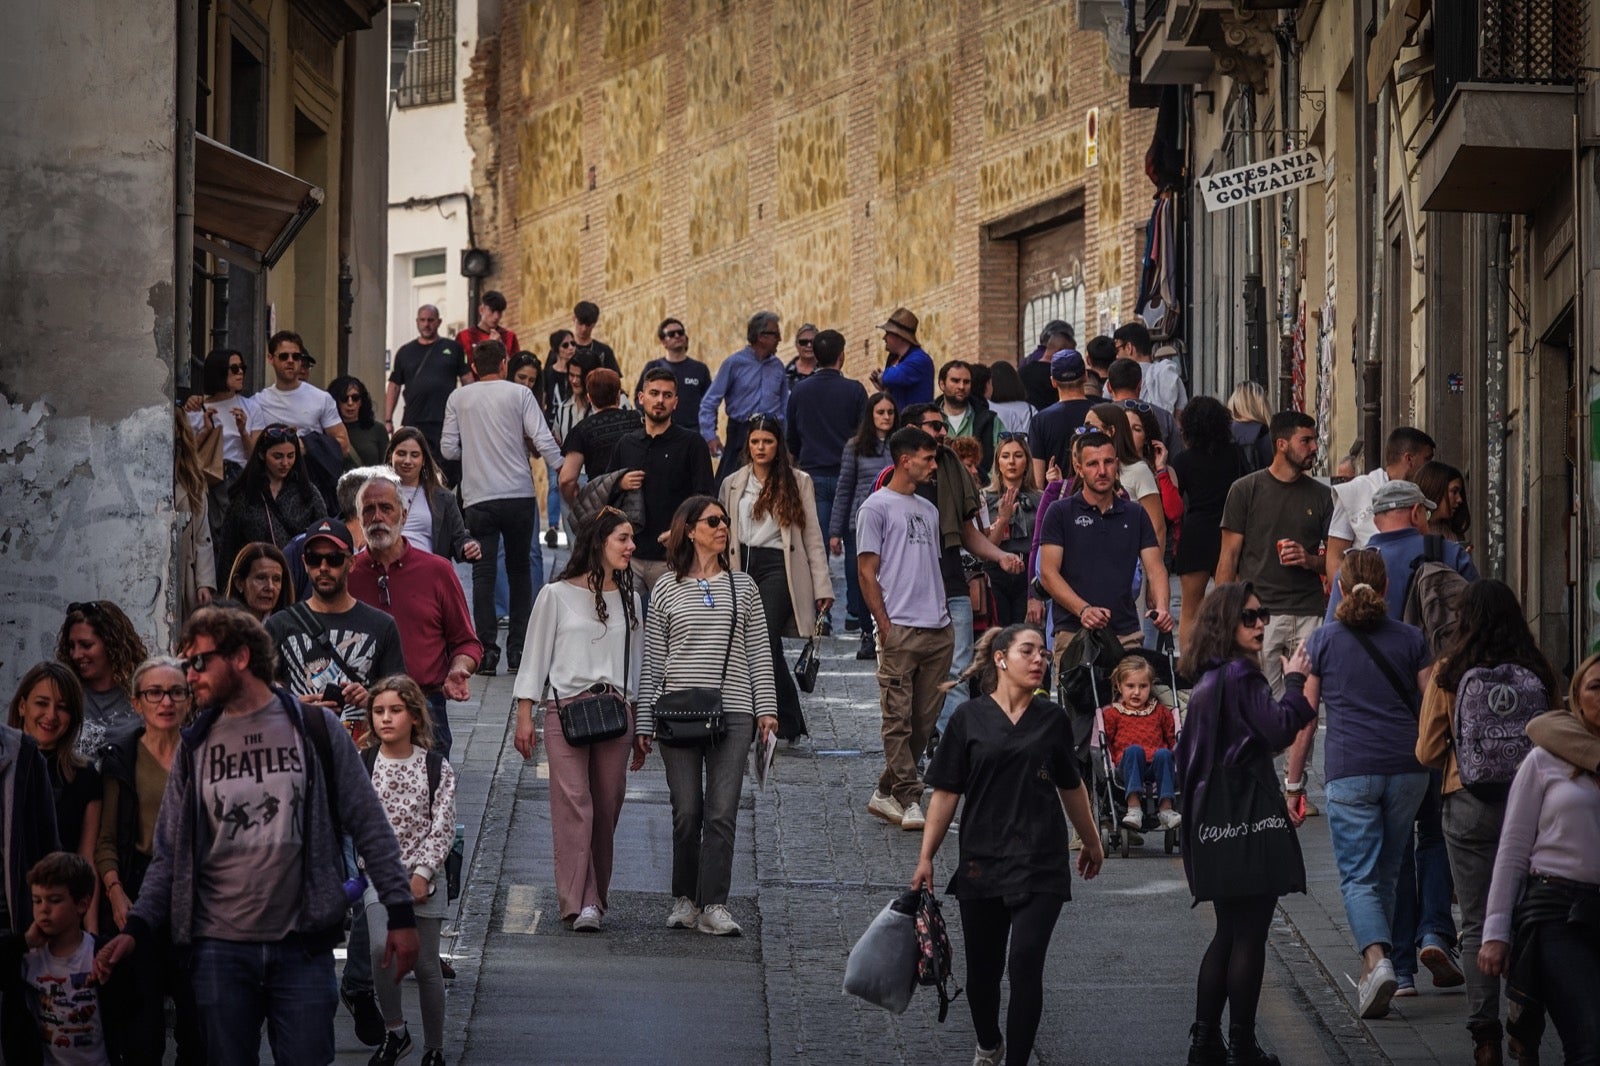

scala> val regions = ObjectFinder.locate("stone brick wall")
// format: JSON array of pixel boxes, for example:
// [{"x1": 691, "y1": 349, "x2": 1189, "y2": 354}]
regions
[{"x1": 470, "y1": 0, "x2": 1154, "y2": 392}]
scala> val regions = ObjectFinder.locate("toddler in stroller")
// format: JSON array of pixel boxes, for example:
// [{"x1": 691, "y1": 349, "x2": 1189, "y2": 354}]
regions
[{"x1": 1098, "y1": 656, "x2": 1181, "y2": 840}]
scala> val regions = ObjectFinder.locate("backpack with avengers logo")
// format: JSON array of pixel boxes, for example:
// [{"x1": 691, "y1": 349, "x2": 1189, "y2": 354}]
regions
[{"x1": 1453, "y1": 664, "x2": 1549, "y2": 800}]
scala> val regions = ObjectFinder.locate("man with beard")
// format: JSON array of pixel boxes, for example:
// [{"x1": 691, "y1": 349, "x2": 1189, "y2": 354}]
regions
[
  {"x1": 385, "y1": 305, "x2": 467, "y2": 469},
  {"x1": 94, "y1": 605, "x2": 417, "y2": 1065},
  {"x1": 348, "y1": 473, "x2": 481, "y2": 757},
  {"x1": 608, "y1": 367, "x2": 714, "y2": 597}
]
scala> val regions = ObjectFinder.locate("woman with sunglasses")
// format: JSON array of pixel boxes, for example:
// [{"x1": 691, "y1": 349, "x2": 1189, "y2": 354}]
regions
[
  {"x1": 513, "y1": 507, "x2": 643, "y2": 932},
  {"x1": 54, "y1": 600, "x2": 149, "y2": 760},
  {"x1": 219, "y1": 422, "x2": 327, "y2": 567},
  {"x1": 830, "y1": 391, "x2": 898, "y2": 659},
  {"x1": 1283, "y1": 550, "x2": 1434, "y2": 1021},
  {"x1": 96, "y1": 656, "x2": 201, "y2": 1062},
  {"x1": 637, "y1": 496, "x2": 776, "y2": 937},
  {"x1": 383, "y1": 428, "x2": 480, "y2": 562},
  {"x1": 8, "y1": 663, "x2": 101, "y2": 933},
  {"x1": 1175, "y1": 583, "x2": 1314, "y2": 1066},
  {"x1": 980, "y1": 434, "x2": 1041, "y2": 627},
  {"x1": 718, "y1": 414, "x2": 831, "y2": 743},
  {"x1": 544, "y1": 329, "x2": 580, "y2": 424},
  {"x1": 188, "y1": 347, "x2": 253, "y2": 479},
  {"x1": 329, "y1": 375, "x2": 390, "y2": 468},
  {"x1": 224, "y1": 542, "x2": 297, "y2": 622}
]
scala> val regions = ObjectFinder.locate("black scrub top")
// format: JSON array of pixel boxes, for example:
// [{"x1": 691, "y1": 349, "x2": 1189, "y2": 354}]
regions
[{"x1": 925, "y1": 695, "x2": 1082, "y2": 901}]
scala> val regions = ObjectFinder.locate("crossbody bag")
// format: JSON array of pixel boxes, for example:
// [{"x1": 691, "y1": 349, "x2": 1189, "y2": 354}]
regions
[
  {"x1": 288, "y1": 602, "x2": 368, "y2": 690},
  {"x1": 542, "y1": 614, "x2": 632, "y2": 747},
  {"x1": 1347, "y1": 627, "x2": 1419, "y2": 713},
  {"x1": 653, "y1": 574, "x2": 737, "y2": 747}
]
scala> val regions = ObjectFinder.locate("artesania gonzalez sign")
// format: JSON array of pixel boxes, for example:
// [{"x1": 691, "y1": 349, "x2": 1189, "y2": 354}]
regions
[{"x1": 1200, "y1": 147, "x2": 1323, "y2": 212}]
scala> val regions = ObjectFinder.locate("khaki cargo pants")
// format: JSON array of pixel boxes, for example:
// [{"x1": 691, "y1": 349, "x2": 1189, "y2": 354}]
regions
[{"x1": 876, "y1": 622, "x2": 955, "y2": 810}]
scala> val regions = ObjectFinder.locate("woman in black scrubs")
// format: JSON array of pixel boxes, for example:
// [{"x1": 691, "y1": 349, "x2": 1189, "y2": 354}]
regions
[{"x1": 912, "y1": 622, "x2": 1105, "y2": 1066}]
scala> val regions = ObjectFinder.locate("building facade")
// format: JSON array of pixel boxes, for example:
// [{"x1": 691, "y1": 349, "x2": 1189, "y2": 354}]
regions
[
  {"x1": 465, "y1": 0, "x2": 1156, "y2": 390},
  {"x1": 1134, "y1": 0, "x2": 1596, "y2": 670}
]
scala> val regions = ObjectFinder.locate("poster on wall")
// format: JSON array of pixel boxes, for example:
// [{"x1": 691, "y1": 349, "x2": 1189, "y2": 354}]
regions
[{"x1": 1200, "y1": 147, "x2": 1323, "y2": 212}]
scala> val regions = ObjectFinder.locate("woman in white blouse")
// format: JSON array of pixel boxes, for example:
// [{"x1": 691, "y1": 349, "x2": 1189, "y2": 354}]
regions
[
  {"x1": 718, "y1": 414, "x2": 831, "y2": 742},
  {"x1": 513, "y1": 507, "x2": 643, "y2": 932}
]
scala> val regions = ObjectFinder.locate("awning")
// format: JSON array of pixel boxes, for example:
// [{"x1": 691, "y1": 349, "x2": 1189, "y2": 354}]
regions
[{"x1": 194, "y1": 133, "x2": 324, "y2": 270}]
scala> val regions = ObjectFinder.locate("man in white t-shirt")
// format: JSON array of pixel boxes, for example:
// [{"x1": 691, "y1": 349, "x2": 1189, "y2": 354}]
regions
[
  {"x1": 1112, "y1": 321, "x2": 1187, "y2": 415},
  {"x1": 442, "y1": 339, "x2": 563, "y2": 678},
  {"x1": 245, "y1": 331, "x2": 352, "y2": 458},
  {"x1": 1331, "y1": 427, "x2": 1436, "y2": 548}
]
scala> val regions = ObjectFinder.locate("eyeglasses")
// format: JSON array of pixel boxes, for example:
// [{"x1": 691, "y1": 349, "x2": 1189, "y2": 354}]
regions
[
  {"x1": 228, "y1": 363, "x2": 246, "y2": 374},
  {"x1": 376, "y1": 574, "x2": 391, "y2": 606},
  {"x1": 278, "y1": 350, "x2": 309, "y2": 363},
  {"x1": 695, "y1": 514, "x2": 728, "y2": 529},
  {"x1": 1119, "y1": 400, "x2": 1152, "y2": 413},
  {"x1": 304, "y1": 550, "x2": 348, "y2": 569},
  {"x1": 261, "y1": 424, "x2": 295, "y2": 442},
  {"x1": 795, "y1": 338, "x2": 814, "y2": 348},
  {"x1": 695, "y1": 578, "x2": 715, "y2": 607},
  {"x1": 185, "y1": 650, "x2": 226, "y2": 674},
  {"x1": 136, "y1": 686, "x2": 191, "y2": 704},
  {"x1": 661, "y1": 329, "x2": 686, "y2": 339},
  {"x1": 66, "y1": 601, "x2": 103, "y2": 617},
  {"x1": 918, "y1": 420, "x2": 947, "y2": 433},
  {"x1": 1239, "y1": 608, "x2": 1273, "y2": 627}
]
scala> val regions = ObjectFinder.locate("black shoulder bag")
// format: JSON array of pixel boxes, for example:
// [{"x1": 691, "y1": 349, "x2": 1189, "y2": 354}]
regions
[
  {"x1": 1347, "y1": 627, "x2": 1420, "y2": 714},
  {"x1": 794, "y1": 616, "x2": 825, "y2": 694},
  {"x1": 543, "y1": 616, "x2": 632, "y2": 747},
  {"x1": 653, "y1": 574, "x2": 737, "y2": 747}
]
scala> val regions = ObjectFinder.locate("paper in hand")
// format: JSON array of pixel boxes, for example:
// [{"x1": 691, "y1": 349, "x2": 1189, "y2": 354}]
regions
[{"x1": 753, "y1": 729, "x2": 778, "y2": 789}]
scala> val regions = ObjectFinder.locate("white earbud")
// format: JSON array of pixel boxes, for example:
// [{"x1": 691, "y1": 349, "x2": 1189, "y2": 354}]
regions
[{"x1": 1000, "y1": 661, "x2": 1008, "y2": 670}]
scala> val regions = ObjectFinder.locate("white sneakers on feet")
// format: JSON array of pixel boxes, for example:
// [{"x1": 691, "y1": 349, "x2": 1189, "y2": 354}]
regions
[
  {"x1": 900, "y1": 802, "x2": 927, "y2": 831},
  {"x1": 1157, "y1": 809, "x2": 1183, "y2": 830},
  {"x1": 866, "y1": 790, "x2": 906, "y2": 826},
  {"x1": 1358, "y1": 958, "x2": 1398, "y2": 1019},
  {"x1": 666, "y1": 896, "x2": 699, "y2": 929},
  {"x1": 972, "y1": 1039, "x2": 1005, "y2": 1065},
  {"x1": 697, "y1": 903, "x2": 742, "y2": 936},
  {"x1": 1122, "y1": 807, "x2": 1143, "y2": 831},
  {"x1": 572, "y1": 906, "x2": 601, "y2": 932}
]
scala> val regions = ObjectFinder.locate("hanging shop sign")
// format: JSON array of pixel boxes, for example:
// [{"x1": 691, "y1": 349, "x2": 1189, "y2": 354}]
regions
[{"x1": 1200, "y1": 147, "x2": 1323, "y2": 212}]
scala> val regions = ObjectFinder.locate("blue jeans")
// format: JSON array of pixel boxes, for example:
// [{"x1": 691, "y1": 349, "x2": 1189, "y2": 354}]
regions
[
  {"x1": 190, "y1": 936, "x2": 337, "y2": 1066},
  {"x1": 1325, "y1": 772, "x2": 1429, "y2": 956},
  {"x1": 843, "y1": 527, "x2": 866, "y2": 630},
  {"x1": 1118, "y1": 745, "x2": 1175, "y2": 800},
  {"x1": 810, "y1": 474, "x2": 838, "y2": 625},
  {"x1": 1393, "y1": 770, "x2": 1457, "y2": 977},
  {"x1": 546, "y1": 460, "x2": 562, "y2": 530},
  {"x1": 937, "y1": 596, "x2": 975, "y2": 732}
]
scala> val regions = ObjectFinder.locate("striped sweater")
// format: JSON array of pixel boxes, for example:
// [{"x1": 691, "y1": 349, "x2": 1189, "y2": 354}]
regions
[{"x1": 637, "y1": 570, "x2": 777, "y2": 735}]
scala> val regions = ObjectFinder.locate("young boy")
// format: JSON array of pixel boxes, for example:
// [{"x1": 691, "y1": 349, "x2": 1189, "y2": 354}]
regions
[{"x1": 20, "y1": 852, "x2": 108, "y2": 1064}]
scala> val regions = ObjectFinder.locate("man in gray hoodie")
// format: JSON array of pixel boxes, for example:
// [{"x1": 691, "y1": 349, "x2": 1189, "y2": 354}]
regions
[{"x1": 95, "y1": 605, "x2": 416, "y2": 1064}]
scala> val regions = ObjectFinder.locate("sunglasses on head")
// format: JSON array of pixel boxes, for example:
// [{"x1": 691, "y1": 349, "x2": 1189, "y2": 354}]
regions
[
  {"x1": 695, "y1": 514, "x2": 728, "y2": 529},
  {"x1": 1072, "y1": 424, "x2": 1098, "y2": 436},
  {"x1": 998, "y1": 431, "x2": 1029, "y2": 444},
  {"x1": 261, "y1": 425, "x2": 295, "y2": 442},
  {"x1": 66, "y1": 601, "x2": 103, "y2": 618},
  {"x1": 304, "y1": 550, "x2": 348, "y2": 569},
  {"x1": 1240, "y1": 608, "x2": 1272, "y2": 627},
  {"x1": 1120, "y1": 399, "x2": 1152, "y2": 413},
  {"x1": 746, "y1": 413, "x2": 781, "y2": 431}
]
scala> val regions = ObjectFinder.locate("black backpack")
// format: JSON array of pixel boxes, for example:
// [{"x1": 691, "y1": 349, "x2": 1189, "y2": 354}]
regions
[{"x1": 912, "y1": 888, "x2": 961, "y2": 1022}]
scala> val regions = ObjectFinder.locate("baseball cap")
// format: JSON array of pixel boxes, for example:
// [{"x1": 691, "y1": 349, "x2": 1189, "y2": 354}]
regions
[
  {"x1": 1050, "y1": 350, "x2": 1086, "y2": 383},
  {"x1": 302, "y1": 518, "x2": 354, "y2": 552},
  {"x1": 1371, "y1": 480, "x2": 1436, "y2": 514}
]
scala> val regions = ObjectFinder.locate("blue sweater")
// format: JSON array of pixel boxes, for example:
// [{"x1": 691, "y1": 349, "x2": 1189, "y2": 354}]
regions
[{"x1": 880, "y1": 348, "x2": 933, "y2": 409}]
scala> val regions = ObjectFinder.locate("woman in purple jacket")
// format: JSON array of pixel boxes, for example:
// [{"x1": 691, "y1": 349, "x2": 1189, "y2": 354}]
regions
[{"x1": 1175, "y1": 583, "x2": 1316, "y2": 1066}]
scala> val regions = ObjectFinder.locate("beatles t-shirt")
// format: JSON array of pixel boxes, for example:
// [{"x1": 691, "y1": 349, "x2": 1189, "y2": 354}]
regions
[
  {"x1": 24, "y1": 936, "x2": 106, "y2": 1065},
  {"x1": 193, "y1": 698, "x2": 305, "y2": 941}
]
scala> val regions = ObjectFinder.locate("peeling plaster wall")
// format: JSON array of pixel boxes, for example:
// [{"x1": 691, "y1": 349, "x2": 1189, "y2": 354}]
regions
[{"x1": 0, "y1": 3, "x2": 177, "y2": 683}]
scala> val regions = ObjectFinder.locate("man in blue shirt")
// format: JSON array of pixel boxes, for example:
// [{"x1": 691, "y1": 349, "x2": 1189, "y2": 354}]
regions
[
  {"x1": 1324, "y1": 479, "x2": 1478, "y2": 622},
  {"x1": 700, "y1": 310, "x2": 790, "y2": 486},
  {"x1": 870, "y1": 306, "x2": 933, "y2": 409}
]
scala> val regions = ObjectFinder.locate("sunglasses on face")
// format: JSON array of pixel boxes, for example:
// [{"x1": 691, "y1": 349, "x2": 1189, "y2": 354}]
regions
[
  {"x1": 918, "y1": 420, "x2": 947, "y2": 433},
  {"x1": 795, "y1": 338, "x2": 814, "y2": 348},
  {"x1": 662, "y1": 329, "x2": 686, "y2": 339},
  {"x1": 228, "y1": 363, "x2": 246, "y2": 374},
  {"x1": 185, "y1": 650, "x2": 226, "y2": 674},
  {"x1": 695, "y1": 514, "x2": 728, "y2": 529},
  {"x1": 137, "y1": 686, "x2": 191, "y2": 704},
  {"x1": 1240, "y1": 608, "x2": 1272, "y2": 627},
  {"x1": 759, "y1": 330, "x2": 781, "y2": 338},
  {"x1": 342, "y1": 394, "x2": 363, "y2": 404},
  {"x1": 304, "y1": 550, "x2": 348, "y2": 569},
  {"x1": 277, "y1": 350, "x2": 309, "y2": 363},
  {"x1": 560, "y1": 340, "x2": 576, "y2": 348}
]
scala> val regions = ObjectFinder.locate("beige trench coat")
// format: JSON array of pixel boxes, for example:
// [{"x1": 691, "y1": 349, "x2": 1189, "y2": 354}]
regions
[{"x1": 719, "y1": 466, "x2": 832, "y2": 638}]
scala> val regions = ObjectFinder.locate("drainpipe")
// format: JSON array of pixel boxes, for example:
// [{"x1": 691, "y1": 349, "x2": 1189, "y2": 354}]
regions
[
  {"x1": 1363, "y1": 79, "x2": 1389, "y2": 472},
  {"x1": 175, "y1": 0, "x2": 197, "y2": 391},
  {"x1": 1485, "y1": 214, "x2": 1510, "y2": 582},
  {"x1": 1277, "y1": 22, "x2": 1301, "y2": 409},
  {"x1": 1353, "y1": 2, "x2": 1373, "y2": 466},
  {"x1": 1241, "y1": 87, "x2": 1269, "y2": 388}
]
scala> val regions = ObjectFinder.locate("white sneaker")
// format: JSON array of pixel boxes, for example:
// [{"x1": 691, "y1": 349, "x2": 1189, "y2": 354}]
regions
[
  {"x1": 901, "y1": 802, "x2": 927, "y2": 831},
  {"x1": 866, "y1": 791, "x2": 905, "y2": 826},
  {"x1": 697, "y1": 903, "x2": 742, "y2": 936},
  {"x1": 973, "y1": 1039, "x2": 1005, "y2": 1065},
  {"x1": 1157, "y1": 809, "x2": 1183, "y2": 830},
  {"x1": 1121, "y1": 807, "x2": 1143, "y2": 831},
  {"x1": 572, "y1": 906, "x2": 601, "y2": 932},
  {"x1": 1358, "y1": 958, "x2": 1398, "y2": 1019},
  {"x1": 666, "y1": 896, "x2": 699, "y2": 929}
]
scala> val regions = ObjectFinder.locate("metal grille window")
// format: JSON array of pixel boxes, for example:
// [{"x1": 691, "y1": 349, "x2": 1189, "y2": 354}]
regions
[
  {"x1": 1479, "y1": 0, "x2": 1584, "y2": 83},
  {"x1": 397, "y1": 0, "x2": 455, "y2": 109}
]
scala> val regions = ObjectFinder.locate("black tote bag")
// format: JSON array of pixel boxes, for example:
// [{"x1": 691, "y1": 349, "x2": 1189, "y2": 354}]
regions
[{"x1": 1187, "y1": 672, "x2": 1305, "y2": 903}]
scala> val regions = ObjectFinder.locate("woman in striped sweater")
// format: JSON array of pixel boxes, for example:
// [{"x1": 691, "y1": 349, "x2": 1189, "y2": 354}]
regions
[{"x1": 636, "y1": 495, "x2": 777, "y2": 937}]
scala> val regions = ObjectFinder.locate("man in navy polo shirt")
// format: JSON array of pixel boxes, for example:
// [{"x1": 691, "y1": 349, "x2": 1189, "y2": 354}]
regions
[{"x1": 1037, "y1": 432, "x2": 1173, "y2": 655}]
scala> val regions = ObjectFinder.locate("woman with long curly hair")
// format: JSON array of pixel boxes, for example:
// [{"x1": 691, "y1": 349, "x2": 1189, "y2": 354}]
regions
[
  {"x1": 218, "y1": 423, "x2": 326, "y2": 566},
  {"x1": 54, "y1": 600, "x2": 149, "y2": 759},
  {"x1": 512, "y1": 507, "x2": 643, "y2": 932},
  {"x1": 383, "y1": 427, "x2": 479, "y2": 562},
  {"x1": 224, "y1": 542, "x2": 296, "y2": 622},
  {"x1": 719, "y1": 413, "x2": 831, "y2": 742},
  {"x1": 1286, "y1": 550, "x2": 1434, "y2": 1022}
]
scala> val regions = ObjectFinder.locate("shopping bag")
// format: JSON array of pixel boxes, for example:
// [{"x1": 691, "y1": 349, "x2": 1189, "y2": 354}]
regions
[{"x1": 842, "y1": 892, "x2": 921, "y2": 1014}]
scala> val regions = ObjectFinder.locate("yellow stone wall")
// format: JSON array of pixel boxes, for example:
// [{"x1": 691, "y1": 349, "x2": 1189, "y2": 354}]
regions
[{"x1": 479, "y1": 0, "x2": 1153, "y2": 393}]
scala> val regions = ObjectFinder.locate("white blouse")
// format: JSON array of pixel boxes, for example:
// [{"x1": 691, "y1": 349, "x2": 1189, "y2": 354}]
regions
[
  {"x1": 513, "y1": 582, "x2": 644, "y2": 703},
  {"x1": 737, "y1": 476, "x2": 784, "y2": 550},
  {"x1": 401, "y1": 483, "x2": 434, "y2": 553}
]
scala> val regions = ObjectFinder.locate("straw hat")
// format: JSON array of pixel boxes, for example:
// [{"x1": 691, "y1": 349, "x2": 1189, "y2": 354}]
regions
[{"x1": 880, "y1": 307, "x2": 919, "y2": 344}]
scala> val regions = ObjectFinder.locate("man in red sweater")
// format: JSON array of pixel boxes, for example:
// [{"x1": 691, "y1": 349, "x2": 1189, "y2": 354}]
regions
[{"x1": 456, "y1": 290, "x2": 520, "y2": 382}]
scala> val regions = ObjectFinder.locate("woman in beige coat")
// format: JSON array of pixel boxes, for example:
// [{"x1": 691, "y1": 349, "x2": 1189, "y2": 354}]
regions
[{"x1": 720, "y1": 414, "x2": 832, "y2": 741}]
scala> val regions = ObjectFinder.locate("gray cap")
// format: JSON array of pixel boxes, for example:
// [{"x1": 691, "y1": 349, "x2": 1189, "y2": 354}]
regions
[{"x1": 1371, "y1": 480, "x2": 1436, "y2": 514}]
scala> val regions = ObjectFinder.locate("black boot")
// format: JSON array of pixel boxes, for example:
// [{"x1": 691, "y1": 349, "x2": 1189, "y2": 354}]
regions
[
  {"x1": 1225, "y1": 1026, "x2": 1280, "y2": 1066},
  {"x1": 1186, "y1": 1022, "x2": 1228, "y2": 1066}
]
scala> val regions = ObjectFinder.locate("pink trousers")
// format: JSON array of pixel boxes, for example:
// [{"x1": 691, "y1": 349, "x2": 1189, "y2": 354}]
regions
[{"x1": 543, "y1": 705, "x2": 633, "y2": 920}]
